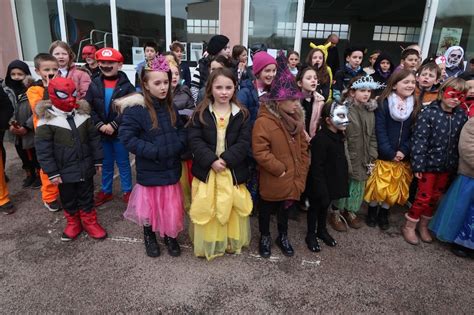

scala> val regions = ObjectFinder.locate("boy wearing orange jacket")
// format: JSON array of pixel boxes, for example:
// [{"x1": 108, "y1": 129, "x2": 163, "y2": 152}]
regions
[{"x1": 26, "y1": 53, "x2": 61, "y2": 212}]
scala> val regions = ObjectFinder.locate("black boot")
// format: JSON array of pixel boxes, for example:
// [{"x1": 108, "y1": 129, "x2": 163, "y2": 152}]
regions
[
  {"x1": 259, "y1": 234, "x2": 272, "y2": 258},
  {"x1": 276, "y1": 233, "x2": 294, "y2": 257},
  {"x1": 305, "y1": 233, "x2": 320, "y2": 252},
  {"x1": 451, "y1": 244, "x2": 469, "y2": 258},
  {"x1": 366, "y1": 205, "x2": 378, "y2": 227},
  {"x1": 316, "y1": 206, "x2": 337, "y2": 246},
  {"x1": 377, "y1": 207, "x2": 390, "y2": 230},
  {"x1": 317, "y1": 228, "x2": 337, "y2": 247},
  {"x1": 143, "y1": 226, "x2": 160, "y2": 257},
  {"x1": 164, "y1": 235, "x2": 181, "y2": 257}
]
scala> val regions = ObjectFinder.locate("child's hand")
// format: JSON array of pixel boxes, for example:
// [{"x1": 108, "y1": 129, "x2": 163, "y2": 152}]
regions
[
  {"x1": 105, "y1": 124, "x2": 115, "y2": 135},
  {"x1": 10, "y1": 125, "x2": 27, "y2": 136},
  {"x1": 99, "y1": 125, "x2": 108, "y2": 133},
  {"x1": 414, "y1": 172, "x2": 422, "y2": 179},
  {"x1": 394, "y1": 151, "x2": 405, "y2": 161},
  {"x1": 303, "y1": 130, "x2": 311, "y2": 143},
  {"x1": 100, "y1": 124, "x2": 115, "y2": 135},
  {"x1": 50, "y1": 176, "x2": 63, "y2": 185},
  {"x1": 211, "y1": 159, "x2": 226, "y2": 173}
]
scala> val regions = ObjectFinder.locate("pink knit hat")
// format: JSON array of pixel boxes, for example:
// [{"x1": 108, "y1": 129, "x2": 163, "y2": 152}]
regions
[
  {"x1": 260, "y1": 50, "x2": 304, "y2": 102},
  {"x1": 252, "y1": 51, "x2": 277, "y2": 76}
]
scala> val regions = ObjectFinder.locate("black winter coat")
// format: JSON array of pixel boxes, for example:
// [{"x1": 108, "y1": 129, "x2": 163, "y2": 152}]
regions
[
  {"x1": 187, "y1": 104, "x2": 251, "y2": 185},
  {"x1": 309, "y1": 125, "x2": 349, "y2": 204},
  {"x1": 35, "y1": 100, "x2": 103, "y2": 183},
  {"x1": 375, "y1": 98, "x2": 413, "y2": 161},
  {"x1": 85, "y1": 71, "x2": 135, "y2": 138},
  {"x1": 0, "y1": 85, "x2": 13, "y2": 130},
  {"x1": 411, "y1": 101, "x2": 467, "y2": 173},
  {"x1": 117, "y1": 94, "x2": 187, "y2": 187}
]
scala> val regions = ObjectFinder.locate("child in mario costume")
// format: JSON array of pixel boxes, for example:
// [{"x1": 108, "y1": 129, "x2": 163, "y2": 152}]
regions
[
  {"x1": 35, "y1": 77, "x2": 106, "y2": 241},
  {"x1": 85, "y1": 48, "x2": 135, "y2": 206}
]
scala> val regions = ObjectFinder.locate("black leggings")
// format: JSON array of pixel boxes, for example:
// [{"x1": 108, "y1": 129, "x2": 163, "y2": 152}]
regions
[
  {"x1": 258, "y1": 199, "x2": 289, "y2": 235},
  {"x1": 307, "y1": 195, "x2": 330, "y2": 235}
]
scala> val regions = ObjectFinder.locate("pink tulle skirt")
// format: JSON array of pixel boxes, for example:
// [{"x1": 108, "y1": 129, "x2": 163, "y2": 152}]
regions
[{"x1": 123, "y1": 183, "x2": 184, "y2": 238}]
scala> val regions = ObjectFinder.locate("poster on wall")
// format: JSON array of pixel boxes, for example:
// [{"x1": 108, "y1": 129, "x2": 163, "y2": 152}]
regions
[
  {"x1": 436, "y1": 27, "x2": 463, "y2": 56},
  {"x1": 132, "y1": 47, "x2": 144, "y2": 65}
]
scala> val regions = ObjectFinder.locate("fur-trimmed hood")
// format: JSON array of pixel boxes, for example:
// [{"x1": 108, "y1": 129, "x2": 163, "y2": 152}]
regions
[
  {"x1": 345, "y1": 96, "x2": 378, "y2": 112},
  {"x1": 114, "y1": 92, "x2": 146, "y2": 114},
  {"x1": 36, "y1": 99, "x2": 91, "y2": 120}
]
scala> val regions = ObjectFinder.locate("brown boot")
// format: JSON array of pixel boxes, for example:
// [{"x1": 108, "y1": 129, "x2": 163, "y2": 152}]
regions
[
  {"x1": 402, "y1": 214, "x2": 419, "y2": 245},
  {"x1": 418, "y1": 216, "x2": 433, "y2": 243},
  {"x1": 342, "y1": 211, "x2": 364, "y2": 229},
  {"x1": 329, "y1": 210, "x2": 347, "y2": 232}
]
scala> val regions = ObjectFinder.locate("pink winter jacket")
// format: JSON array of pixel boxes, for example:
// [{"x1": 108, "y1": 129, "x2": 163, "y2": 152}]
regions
[{"x1": 60, "y1": 64, "x2": 91, "y2": 99}]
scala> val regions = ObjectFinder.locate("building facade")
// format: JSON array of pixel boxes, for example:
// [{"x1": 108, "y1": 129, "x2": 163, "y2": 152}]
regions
[{"x1": 1, "y1": 0, "x2": 473, "y2": 81}]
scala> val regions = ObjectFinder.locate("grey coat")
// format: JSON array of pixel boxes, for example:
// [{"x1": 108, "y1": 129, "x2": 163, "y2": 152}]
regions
[{"x1": 3, "y1": 81, "x2": 35, "y2": 149}]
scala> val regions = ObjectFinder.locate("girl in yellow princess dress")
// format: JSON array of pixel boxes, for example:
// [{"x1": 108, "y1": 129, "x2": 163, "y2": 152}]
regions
[
  {"x1": 364, "y1": 69, "x2": 416, "y2": 230},
  {"x1": 187, "y1": 67, "x2": 252, "y2": 260}
]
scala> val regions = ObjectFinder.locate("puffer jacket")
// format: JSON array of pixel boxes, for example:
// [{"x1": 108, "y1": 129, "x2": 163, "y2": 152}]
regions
[
  {"x1": 375, "y1": 98, "x2": 413, "y2": 161},
  {"x1": 85, "y1": 71, "x2": 135, "y2": 138},
  {"x1": 117, "y1": 93, "x2": 187, "y2": 186},
  {"x1": 252, "y1": 102, "x2": 309, "y2": 201},
  {"x1": 411, "y1": 101, "x2": 467, "y2": 173},
  {"x1": 345, "y1": 97, "x2": 378, "y2": 181},
  {"x1": 187, "y1": 103, "x2": 251, "y2": 185},
  {"x1": 3, "y1": 80, "x2": 35, "y2": 149},
  {"x1": 237, "y1": 79, "x2": 260, "y2": 126},
  {"x1": 26, "y1": 80, "x2": 46, "y2": 128},
  {"x1": 173, "y1": 84, "x2": 194, "y2": 114},
  {"x1": 60, "y1": 64, "x2": 91, "y2": 99},
  {"x1": 35, "y1": 100, "x2": 103, "y2": 183}
]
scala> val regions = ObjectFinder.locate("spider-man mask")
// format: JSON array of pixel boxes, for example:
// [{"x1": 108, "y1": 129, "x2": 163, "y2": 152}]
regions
[
  {"x1": 443, "y1": 86, "x2": 466, "y2": 103},
  {"x1": 48, "y1": 77, "x2": 78, "y2": 112}
]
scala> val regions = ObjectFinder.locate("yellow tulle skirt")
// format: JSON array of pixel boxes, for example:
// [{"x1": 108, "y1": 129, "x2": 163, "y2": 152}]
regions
[
  {"x1": 189, "y1": 169, "x2": 252, "y2": 261},
  {"x1": 364, "y1": 160, "x2": 413, "y2": 207}
]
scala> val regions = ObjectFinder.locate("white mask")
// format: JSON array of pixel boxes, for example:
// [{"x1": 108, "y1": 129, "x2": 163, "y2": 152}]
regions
[{"x1": 330, "y1": 103, "x2": 350, "y2": 130}]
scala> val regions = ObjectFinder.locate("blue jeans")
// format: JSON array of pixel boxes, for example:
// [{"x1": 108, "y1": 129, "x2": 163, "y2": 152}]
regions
[{"x1": 101, "y1": 139, "x2": 132, "y2": 194}]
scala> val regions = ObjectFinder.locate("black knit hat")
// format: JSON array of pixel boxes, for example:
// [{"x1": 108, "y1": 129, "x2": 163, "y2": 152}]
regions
[
  {"x1": 344, "y1": 46, "x2": 366, "y2": 59},
  {"x1": 206, "y1": 35, "x2": 230, "y2": 56}
]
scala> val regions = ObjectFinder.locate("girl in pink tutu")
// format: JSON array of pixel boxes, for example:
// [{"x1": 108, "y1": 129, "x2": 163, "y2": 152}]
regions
[{"x1": 116, "y1": 55, "x2": 187, "y2": 257}]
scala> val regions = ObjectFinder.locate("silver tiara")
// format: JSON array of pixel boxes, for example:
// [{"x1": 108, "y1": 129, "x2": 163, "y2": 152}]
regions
[{"x1": 351, "y1": 75, "x2": 385, "y2": 90}]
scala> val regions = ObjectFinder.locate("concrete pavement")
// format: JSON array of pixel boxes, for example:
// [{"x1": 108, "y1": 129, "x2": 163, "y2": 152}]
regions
[{"x1": 0, "y1": 142, "x2": 472, "y2": 313}]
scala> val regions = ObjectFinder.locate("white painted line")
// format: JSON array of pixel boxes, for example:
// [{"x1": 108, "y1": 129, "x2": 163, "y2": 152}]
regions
[
  {"x1": 108, "y1": 236, "x2": 143, "y2": 244},
  {"x1": 301, "y1": 259, "x2": 321, "y2": 266}
]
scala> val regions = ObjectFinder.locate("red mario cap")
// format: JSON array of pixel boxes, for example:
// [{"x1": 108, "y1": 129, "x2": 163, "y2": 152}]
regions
[{"x1": 95, "y1": 48, "x2": 124, "y2": 62}]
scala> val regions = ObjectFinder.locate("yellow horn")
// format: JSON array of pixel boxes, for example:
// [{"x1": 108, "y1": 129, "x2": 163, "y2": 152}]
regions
[{"x1": 309, "y1": 42, "x2": 317, "y2": 49}]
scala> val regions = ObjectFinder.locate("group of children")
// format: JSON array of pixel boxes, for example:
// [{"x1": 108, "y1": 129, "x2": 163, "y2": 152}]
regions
[{"x1": 0, "y1": 34, "x2": 473, "y2": 260}]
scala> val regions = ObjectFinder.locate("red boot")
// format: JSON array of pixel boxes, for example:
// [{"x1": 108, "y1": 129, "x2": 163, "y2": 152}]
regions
[
  {"x1": 62, "y1": 211, "x2": 83, "y2": 241},
  {"x1": 80, "y1": 209, "x2": 107, "y2": 239}
]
